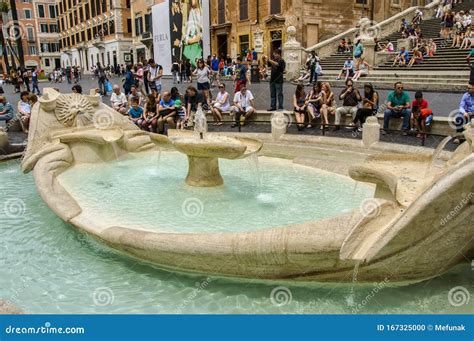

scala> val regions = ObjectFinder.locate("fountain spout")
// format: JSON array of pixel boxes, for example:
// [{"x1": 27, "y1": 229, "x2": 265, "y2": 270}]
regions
[{"x1": 194, "y1": 104, "x2": 207, "y2": 140}]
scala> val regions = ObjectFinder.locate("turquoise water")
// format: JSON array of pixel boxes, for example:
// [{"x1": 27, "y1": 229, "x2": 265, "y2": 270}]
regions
[
  {"x1": 58, "y1": 151, "x2": 372, "y2": 233},
  {"x1": 0, "y1": 158, "x2": 472, "y2": 314}
]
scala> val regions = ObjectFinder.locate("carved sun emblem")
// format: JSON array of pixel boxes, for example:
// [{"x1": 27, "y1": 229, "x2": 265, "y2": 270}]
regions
[{"x1": 55, "y1": 94, "x2": 95, "y2": 127}]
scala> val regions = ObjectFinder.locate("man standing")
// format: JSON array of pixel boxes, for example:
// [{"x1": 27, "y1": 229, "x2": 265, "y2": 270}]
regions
[
  {"x1": 382, "y1": 82, "x2": 412, "y2": 135},
  {"x1": 95, "y1": 63, "x2": 107, "y2": 96},
  {"x1": 233, "y1": 57, "x2": 250, "y2": 92},
  {"x1": 31, "y1": 68, "x2": 41, "y2": 95},
  {"x1": 267, "y1": 49, "x2": 285, "y2": 111},
  {"x1": 334, "y1": 79, "x2": 361, "y2": 130},
  {"x1": 147, "y1": 59, "x2": 163, "y2": 94}
]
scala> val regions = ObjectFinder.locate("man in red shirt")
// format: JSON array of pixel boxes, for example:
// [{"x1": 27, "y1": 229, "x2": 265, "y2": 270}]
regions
[{"x1": 411, "y1": 91, "x2": 433, "y2": 137}]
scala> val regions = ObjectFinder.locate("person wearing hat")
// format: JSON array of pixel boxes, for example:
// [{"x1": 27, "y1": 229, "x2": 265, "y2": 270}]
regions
[{"x1": 411, "y1": 91, "x2": 433, "y2": 137}]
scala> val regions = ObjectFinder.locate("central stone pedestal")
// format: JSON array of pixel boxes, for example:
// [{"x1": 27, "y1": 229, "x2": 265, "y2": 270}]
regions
[{"x1": 186, "y1": 156, "x2": 223, "y2": 187}]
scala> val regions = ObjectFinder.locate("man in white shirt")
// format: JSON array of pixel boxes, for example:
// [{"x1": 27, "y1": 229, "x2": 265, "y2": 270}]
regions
[
  {"x1": 147, "y1": 59, "x2": 163, "y2": 94},
  {"x1": 110, "y1": 84, "x2": 127, "y2": 114},
  {"x1": 231, "y1": 84, "x2": 255, "y2": 127}
]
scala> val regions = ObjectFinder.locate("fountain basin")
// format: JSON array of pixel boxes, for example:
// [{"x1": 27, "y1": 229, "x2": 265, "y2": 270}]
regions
[
  {"x1": 169, "y1": 131, "x2": 263, "y2": 187},
  {"x1": 19, "y1": 89, "x2": 474, "y2": 284}
]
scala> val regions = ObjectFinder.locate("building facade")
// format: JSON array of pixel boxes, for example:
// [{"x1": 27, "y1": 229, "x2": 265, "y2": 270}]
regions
[
  {"x1": 0, "y1": 0, "x2": 41, "y2": 73},
  {"x1": 130, "y1": 0, "x2": 156, "y2": 65},
  {"x1": 34, "y1": 0, "x2": 61, "y2": 72},
  {"x1": 57, "y1": 0, "x2": 133, "y2": 72},
  {"x1": 210, "y1": 0, "x2": 431, "y2": 58}
]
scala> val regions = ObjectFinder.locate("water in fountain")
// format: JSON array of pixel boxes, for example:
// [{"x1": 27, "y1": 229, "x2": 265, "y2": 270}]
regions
[
  {"x1": 346, "y1": 261, "x2": 361, "y2": 307},
  {"x1": 194, "y1": 104, "x2": 207, "y2": 140}
]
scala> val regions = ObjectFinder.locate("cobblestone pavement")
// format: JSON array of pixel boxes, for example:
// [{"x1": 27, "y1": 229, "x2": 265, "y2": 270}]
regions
[{"x1": 2, "y1": 75, "x2": 465, "y2": 118}]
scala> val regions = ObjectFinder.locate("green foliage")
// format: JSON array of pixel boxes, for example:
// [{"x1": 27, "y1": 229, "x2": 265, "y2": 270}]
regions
[{"x1": 0, "y1": 1, "x2": 9, "y2": 13}]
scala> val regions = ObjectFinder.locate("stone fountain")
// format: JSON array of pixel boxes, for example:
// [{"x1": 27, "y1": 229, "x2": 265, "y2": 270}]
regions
[
  {"x1": 20, "y1": 89, "x2": 474, "y2": 284},
  {"x1": 169, "y1": 105, "x2": 262, "y2": 186}
]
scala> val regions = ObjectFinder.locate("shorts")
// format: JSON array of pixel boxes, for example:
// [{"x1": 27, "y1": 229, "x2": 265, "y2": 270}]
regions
[
  {"x1": 232, "y1": 106, "x2": 254, "y2": 114},
  {"x1": 354, "y1": 53, "x2": 362, "y2": 59},
  {"x1": 150, "y1": 82, "x2": 162, "y2": 93},
  {"x1": 235, "y1": 80, "x2": 247, "y2": 92},
  {"x1": 197, "y1": 82, "x2": 210, "y2": 90}
]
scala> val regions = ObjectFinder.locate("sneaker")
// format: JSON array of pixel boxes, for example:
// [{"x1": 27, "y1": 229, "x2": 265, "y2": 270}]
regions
[
  {"x1": 401, "y1": 131, "x2": 408, "y2": 136},
  {"x1": 231, "y1": 122, "x2": 238, "y2": 128},
  {"x1": 381, "y1": 129, "x2": 387, "y2": 135},
  {"x1": 240, "y1": 116, "x2": 246, "y2": 126},
  {"x1": 267, "y1": 108, "x2": 277, "y2": 112},
  {"x1": 336, "y1": 77, "x2": 341, "y2": 80}
]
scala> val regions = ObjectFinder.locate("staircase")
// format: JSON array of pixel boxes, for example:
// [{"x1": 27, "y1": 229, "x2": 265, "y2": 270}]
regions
[{"x1": 314, "y1": 0, "x2": 474, "y2": 91}]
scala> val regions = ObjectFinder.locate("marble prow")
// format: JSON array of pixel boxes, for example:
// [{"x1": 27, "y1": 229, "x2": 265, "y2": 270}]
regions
[{"x1": 341, "y1": 153, "x2": 474, "y2": 264}]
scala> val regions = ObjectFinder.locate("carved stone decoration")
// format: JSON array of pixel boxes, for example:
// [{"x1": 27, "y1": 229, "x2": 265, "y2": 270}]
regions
[
  {"x1": 55, "y1": 94, "x2": 95, "y2": 127},
  {"x1": 286, "y1": 25, "x2": 297, "y2": 43}
]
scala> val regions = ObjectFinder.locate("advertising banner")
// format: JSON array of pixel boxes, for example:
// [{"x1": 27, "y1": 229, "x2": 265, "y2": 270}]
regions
[{"x1": 153, "y1": 0, "x2": 210, "y2": 74}]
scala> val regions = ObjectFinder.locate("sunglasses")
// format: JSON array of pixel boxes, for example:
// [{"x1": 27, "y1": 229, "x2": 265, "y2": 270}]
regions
[{"x1": 397, "y1": 87, "x2": 403, "y2": 90}]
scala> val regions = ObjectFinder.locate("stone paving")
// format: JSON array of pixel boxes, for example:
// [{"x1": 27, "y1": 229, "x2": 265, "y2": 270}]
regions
[{"x1": 1, "y1": 75, "x2": 466, "y2": 118}]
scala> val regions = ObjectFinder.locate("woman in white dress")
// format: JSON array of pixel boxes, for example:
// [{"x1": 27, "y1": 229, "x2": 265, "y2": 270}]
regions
[{"x1": 211, "y1": 83, "x2": 230, "y2": 125}]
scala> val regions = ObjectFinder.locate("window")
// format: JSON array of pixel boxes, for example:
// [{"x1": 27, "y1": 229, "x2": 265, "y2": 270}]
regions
[
  {"x1": 40, "y1": 23, "x2": 49, "y2": 33},
  {"x1": 27, "y1": 27, "x2": 34, "y2": 41},
  {"x1": 109, "y1": 20, "x2": 115, "y2": 34},
  {"x1": 239, "y1": 0, "x2": 248, "y2": 20},
  {"x1": 144, "y1": 14, "x2": 152, "y2": 32},
  {"x1": 49, "y1": 5, "x2": 56, "y2": 18},
  {"x1": 135, "y1": 16, "x2": 142, "y2": 35},
  {"x1": 24, "y1": 9, "x2": 31, "y2": 19},
  {"x1": 45, "y1": 59, "x2": 50, "y2": 67},
  {"x1": 270, "y1": 0, "x2": 281, "y2": 14},
  {"x1": 28, "y1": 45, "x2": 37, "y2": 55},
  {"x1": 218, "y1": 0, "x2": 225, "y2": 24},
  {"x1": 239, "y1": 35, "x2": 249, "y2": 55},
  {"x1": 85, "y1": 4, "x2": 90, "y2": 20},
  {"x1": 355, "y1": 0, "x2": 368, "y2": 3},
  {"x1": 49, "y1": 24, "x2": 58, "y2": 33},
  {"x1": 37, "y1": 4, "x2": 45, "y2": 18},
  {"x1": 127, "y1": 18, "x2": 132, "y2": 32}
]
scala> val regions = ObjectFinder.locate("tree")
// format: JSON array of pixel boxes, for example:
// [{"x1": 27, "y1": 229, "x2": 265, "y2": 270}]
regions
[
  {"x1": 9, "y1": 0, "x2": 25, "y2": 69},
  {"x1": 0, "y1": 0, "x2": 10, "y2": 74}
]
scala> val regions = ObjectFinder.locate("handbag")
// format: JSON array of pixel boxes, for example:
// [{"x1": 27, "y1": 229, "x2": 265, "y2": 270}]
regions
[{"x1": 105, "y1": 80, "x2": 112, "y2": 93}]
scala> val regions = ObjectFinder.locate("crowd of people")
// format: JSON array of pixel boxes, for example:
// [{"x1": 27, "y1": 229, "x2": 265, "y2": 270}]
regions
[{"x1": 90, "y1": 49, "x2": 286, "y2": 133}]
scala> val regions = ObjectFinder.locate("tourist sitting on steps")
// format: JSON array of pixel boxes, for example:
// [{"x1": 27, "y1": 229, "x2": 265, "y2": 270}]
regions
[
  {"x1": 211, "y1": 83, "x2": 230, "y2": 126},
  {"x1": 454, "y1": 83, "x2": 474, "y2": 144},
  {"x1": 352, "y1": 58, "x2": 370, "y2": 82},
  {"x1": 157, "y1": 91, "x2": 177, "y2": 134},
  {"x1": 293, "y1": 84, "x2": 307, "y2": 131},
  {"x1": 0, "y1": 96, "x2": 14, "y2": 126},
  {"x1": 336, "y1": 57, "x2": 355, "y2": 81},
  {"x1": 350, "y1": 83, "x2": 379, "y2": 131},
  {"x1": 110, "y1": 85, "x2": 128, "y2": 115},
  {"x1": 142, "y1": 94, "x2": 158, "y2": 132},
  {"x1": 410, "y1": 91, "x2": 433, "y2": 138},
  {"x1": 184, "y1": 86, "x2": 205, "y2": 128},
  {"x1": 392, "y1": 47, "x2": 409, "y2": 67},
  {"x1": 128, "y1": 97, "x2": 144, "y2": 128},
  {"x1": 333, "y1": 79, "x2": 361, "y2": 131},
  {"x1": 306, "y1": 82, "x2": 327, "y2": 129},
  {"x1": 17, "y1": 91, "x2": 31, "y2": 133},
  {"x1": 382, "y1": 82, "x2": 412, "y2": 135},
  {"x1": 231, "y1": 84, "x2": 255, "y2": 128}
]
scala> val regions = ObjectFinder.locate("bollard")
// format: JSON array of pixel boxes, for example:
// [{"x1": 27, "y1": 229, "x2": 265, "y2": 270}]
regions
[{"x1": 362, "y1": 116, "x2": 380, "y2": 147}]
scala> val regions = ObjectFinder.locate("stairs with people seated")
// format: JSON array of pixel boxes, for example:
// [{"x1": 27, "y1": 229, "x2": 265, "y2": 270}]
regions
[{"x1": 318, "y1": 0, "x2": 473, "y2": 70}]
